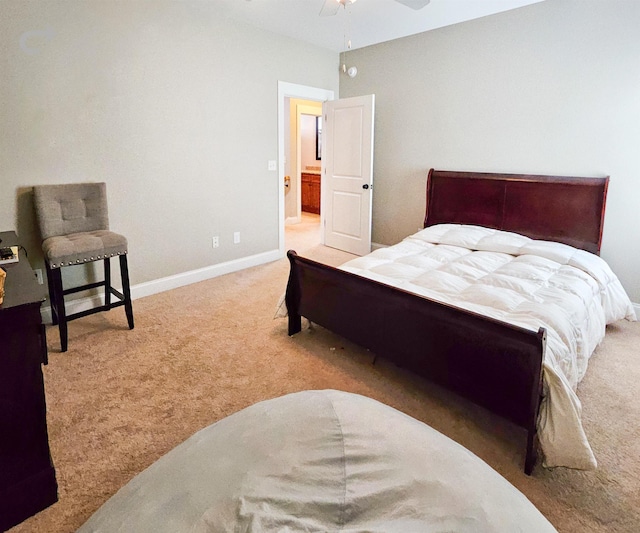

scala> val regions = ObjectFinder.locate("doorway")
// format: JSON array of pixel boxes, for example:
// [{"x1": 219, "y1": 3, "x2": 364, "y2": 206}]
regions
[
  {"x1": 285, "y1": 102, "x2": 322, "y2": 224},
  {"x1": 285, "y1": 103, "x2": 321, "y2": 253},
  {"x1": 277, "y1": 82, "x2": 335, "y2": 257}
]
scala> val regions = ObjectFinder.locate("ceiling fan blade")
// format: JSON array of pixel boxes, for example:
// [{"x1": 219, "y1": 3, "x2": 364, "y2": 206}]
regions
[
  {"x1": 394, "y1": 0, "x2": 431, "y2": 10},
  {"x1": 319, "y1": 0, "x2": 341, "y2": 17}
]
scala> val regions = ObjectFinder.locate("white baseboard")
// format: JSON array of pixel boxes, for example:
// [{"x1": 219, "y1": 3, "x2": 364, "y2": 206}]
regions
[
  {"x1": 132, "y1": 249, "x2": 280, "y2": 300},
  {"x1": 40, "y1": 249, "x2": 281, "y2": 324}
]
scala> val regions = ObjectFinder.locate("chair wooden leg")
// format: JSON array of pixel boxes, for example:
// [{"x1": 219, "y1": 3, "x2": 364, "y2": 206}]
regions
[
  {"x1": 119, "y1": 254, "x2": 134, "y2": 330},
  {"x1": 50, "y1": 267, "x2": 68, "y2": 352},
  {"x1": 104, "y1": 258, "x2": 111, "y2": 309}
]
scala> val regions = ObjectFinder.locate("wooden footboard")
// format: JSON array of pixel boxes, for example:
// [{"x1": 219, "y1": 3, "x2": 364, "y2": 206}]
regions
[{"x1": 286, "y1": 250, "x2": 546, "y2": 474}]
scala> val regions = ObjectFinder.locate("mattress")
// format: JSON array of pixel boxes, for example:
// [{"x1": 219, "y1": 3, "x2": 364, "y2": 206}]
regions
[
  {"x1": 78, "y1": 390, "x2": 558, "y2": 532},
  {"x1": 339, "y1": 224, "x2": 636, "y2": 469}
]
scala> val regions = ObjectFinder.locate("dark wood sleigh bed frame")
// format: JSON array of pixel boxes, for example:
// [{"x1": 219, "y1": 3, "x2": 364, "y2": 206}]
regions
[{"x1": 286, "y1": 168, "x2": 609, "y2": 474}]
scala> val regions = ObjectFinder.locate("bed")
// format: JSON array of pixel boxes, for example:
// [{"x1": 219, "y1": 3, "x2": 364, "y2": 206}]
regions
[
  {"x1": 78, "y1": 390, "x2": 558, "y2": 532},
  {"x1": 285, "y1": 169, "x2": 636, "y2": 474}
]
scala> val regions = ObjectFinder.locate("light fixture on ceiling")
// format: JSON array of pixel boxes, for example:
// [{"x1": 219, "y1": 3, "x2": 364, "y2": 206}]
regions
[
  {"x1": 338, "y1": 0, "x2": 357, "y2": 78},
  {"x1": 320, "y1": 0, "x2": 357, "y2": 17},
  {"x1": 341, "y1": 42, "x2": 358, "y2": 78}
]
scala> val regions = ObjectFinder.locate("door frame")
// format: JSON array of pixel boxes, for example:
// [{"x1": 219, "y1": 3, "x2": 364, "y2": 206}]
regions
[{"x1": 277, "y1": 81, "x2": 335, "y2": 257}]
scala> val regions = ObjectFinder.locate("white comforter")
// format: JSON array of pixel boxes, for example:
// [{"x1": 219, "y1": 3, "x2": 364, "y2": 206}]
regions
[
  {"x1": 340, "y1": 224, "x2": 636, "y2": 470},
  {"x1": 79, "y1": 391, "x2": 557, "y2": 532}
]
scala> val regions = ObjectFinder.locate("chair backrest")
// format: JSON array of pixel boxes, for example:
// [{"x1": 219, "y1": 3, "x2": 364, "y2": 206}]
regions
[{"x1": 33, "y1": 182, "x2": 109, "y2": 239}]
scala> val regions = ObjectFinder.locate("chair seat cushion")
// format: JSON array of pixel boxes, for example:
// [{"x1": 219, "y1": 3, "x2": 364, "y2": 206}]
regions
[{"x1": 43, "y1": 230, "x2": 127, "y2": 268}]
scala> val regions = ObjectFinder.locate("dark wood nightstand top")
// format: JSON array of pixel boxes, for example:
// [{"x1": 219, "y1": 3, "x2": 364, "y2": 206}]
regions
[{"x1": 0, "y1": 231, "x2": 46, "y2": 310}]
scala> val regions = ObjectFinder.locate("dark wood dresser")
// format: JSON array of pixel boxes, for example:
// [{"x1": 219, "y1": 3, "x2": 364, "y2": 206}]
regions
[
  {"x1": 301, "y1": 172, "x2": 321, "y2": 214},
  {"x1": 0, "y1": 231, "x2": 58, "y2": 531}
]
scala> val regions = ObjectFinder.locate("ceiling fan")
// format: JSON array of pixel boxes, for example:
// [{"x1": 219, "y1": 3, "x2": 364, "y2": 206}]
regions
[{"x1": 320, "y1": 0, "x2": 431, "y2": 17}]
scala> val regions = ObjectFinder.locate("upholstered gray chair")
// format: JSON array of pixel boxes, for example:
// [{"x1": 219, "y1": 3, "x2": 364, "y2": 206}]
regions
[{"x1": 33, "y1": 182, "x2": 134, "y2": 352}]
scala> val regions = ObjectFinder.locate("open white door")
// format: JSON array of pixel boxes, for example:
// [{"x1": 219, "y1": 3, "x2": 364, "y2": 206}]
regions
[{"x1": 322, "y1": 94, "x2": 375, "y2": 256}]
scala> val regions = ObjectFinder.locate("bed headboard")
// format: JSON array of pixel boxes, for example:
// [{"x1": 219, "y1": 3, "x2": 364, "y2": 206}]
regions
[{"x1": 424, "y1": 169, "x2": 609, "y2": 255}]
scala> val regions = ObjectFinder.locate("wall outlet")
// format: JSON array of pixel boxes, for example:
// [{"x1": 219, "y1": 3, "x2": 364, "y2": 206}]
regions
[
  {"x1": 212, "y1": 236, "x2": 219, "y2": 248},
  {"x1": 34, "y1": 268, "x2": 44, "y2": 284},
  {"x1": 233, "y1": 232, "x2": 241, "y2": 244},
  {"x1": 268, "y1": 160, "x2": 277, "y2": 171}
]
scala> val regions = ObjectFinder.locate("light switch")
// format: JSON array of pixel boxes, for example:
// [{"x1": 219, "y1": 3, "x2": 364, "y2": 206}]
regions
[{"x1": 268, "y1": 160, "x2": 277, "y2": 171}]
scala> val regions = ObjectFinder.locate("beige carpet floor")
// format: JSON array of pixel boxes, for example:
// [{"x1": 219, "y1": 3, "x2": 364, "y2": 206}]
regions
[{"x1": 10, "y1": 214, "x2": 640, "y2": 532}]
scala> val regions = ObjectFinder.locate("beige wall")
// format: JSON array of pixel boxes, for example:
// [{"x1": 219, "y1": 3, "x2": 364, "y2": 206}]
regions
[
  {"x1": 339, "y1": 0, "x2": 640, "y2": 303},
  {"x1": 4, "y1": 0, "x2": 637, "y2": 304},
  {"x1": 1, "y1": 0, "x2": 338, "y2": 288}
]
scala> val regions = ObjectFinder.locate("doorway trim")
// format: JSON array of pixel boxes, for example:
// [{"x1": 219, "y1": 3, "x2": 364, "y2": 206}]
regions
[{"x1": 277, "y1": 81, "x2": 335, "y2": 257}]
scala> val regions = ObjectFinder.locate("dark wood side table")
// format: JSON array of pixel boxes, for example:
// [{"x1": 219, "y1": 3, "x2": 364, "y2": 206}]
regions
[{"x1": 0, "y1": 231, "x2": 58, "y2": 531}]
